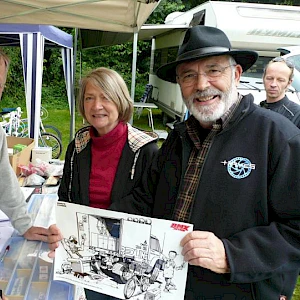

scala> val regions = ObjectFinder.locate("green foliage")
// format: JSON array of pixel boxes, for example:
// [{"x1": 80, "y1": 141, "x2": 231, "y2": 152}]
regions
[
  {"x1": 147, "y1": 0, "x2": 185, "y2": 24},
  {"x1": 1, "y1": 47, "x2": 25, "y2": 106}
]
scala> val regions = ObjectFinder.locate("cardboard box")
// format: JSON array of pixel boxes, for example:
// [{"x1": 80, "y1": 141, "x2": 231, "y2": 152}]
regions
[{"x1": 6, "y1": 136, "x2": 34, "y2": 176}]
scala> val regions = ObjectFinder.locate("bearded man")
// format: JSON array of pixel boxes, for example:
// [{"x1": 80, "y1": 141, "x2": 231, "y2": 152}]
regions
[{"x1": 141, "y1": 25, "x2": 300, "y2": 299}]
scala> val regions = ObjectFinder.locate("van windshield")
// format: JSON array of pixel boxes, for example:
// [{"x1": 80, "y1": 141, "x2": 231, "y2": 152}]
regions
[{"x1": 242, "y1": 56, "x2": 270, "y2": 79}]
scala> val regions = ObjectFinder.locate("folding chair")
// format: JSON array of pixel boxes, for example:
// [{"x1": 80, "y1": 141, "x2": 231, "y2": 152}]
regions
[{"x1": 135, "y1": 84, "x2": 153, "y2": 119}]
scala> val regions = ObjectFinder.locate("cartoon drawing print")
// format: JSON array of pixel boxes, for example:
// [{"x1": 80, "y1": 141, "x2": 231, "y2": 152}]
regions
[
  {"x1": 57, "y1": 214, "x2": 168, "y2": 299},
  {"x1": 163, "y1": 251, "x2": 184, "y2": 292},
  {"x1": 55, "y1": 207, "x2": 191, "y2": 300}
]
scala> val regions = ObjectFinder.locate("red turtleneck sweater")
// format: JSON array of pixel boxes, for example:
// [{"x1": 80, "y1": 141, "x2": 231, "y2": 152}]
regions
[{"x1": 89, "y1": 122, "x2": 127, "y2": 209}]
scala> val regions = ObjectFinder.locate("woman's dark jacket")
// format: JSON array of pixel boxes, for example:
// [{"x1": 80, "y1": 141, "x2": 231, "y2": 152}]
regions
[
  {"x1": 146, "y1": 94, "x2": 300, "y2": 299},
  {"x1": 58, "y1": 124, "x2": 158, "y2": 215}
]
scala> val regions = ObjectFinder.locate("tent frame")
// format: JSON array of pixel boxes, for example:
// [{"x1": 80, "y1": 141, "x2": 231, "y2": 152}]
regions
[{"x1": 0, "y1": 24, "x2": 74, "y2": 146}]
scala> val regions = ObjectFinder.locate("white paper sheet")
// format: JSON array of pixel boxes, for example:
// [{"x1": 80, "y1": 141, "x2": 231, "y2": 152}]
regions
[{"x1": 53, "y1": 202, "x2": 193, "y2": 300}]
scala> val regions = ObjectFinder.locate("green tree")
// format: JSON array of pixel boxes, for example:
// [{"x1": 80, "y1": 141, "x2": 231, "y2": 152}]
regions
[{"x1": 147, "y1": 0, "x2": 185, "y2": 24}]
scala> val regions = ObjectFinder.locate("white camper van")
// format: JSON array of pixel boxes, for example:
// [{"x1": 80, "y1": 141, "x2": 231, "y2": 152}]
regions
[{"x1": 144, "y1": 1, "x2": 300, "y2": 123}]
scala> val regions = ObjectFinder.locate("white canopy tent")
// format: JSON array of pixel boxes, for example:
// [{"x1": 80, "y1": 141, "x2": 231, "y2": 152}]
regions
[
  {"x1": 0, "y1": 0, "x2": 161, "y2": 140},
  {"x1": 0, "y1": 24, "x2": 73, "y2": 146},
  {"x1": 0, "y1": 1, "x2": 160, "y2": 33}
]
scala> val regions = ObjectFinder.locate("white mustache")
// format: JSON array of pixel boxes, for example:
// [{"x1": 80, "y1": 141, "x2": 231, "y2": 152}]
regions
[{"x1": 193, "y1": 89, "x2": 223, "y2": 98}]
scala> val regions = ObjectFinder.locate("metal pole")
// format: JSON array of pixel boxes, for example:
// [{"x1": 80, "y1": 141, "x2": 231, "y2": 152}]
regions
[
  {"x1": 130, "y1": 29, "x2": 139, "y2": 125},
  {"x1": 70, "y1": 28, "x2": 78, "y2": 141}
]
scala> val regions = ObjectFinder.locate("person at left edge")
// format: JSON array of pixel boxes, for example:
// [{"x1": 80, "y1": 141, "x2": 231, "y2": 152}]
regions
[
  {"x1": 53, "y1": 67, "x2": 158, "y2": 300},
  {"x1": 0, "y1": 48, "x2": 61, "y2": 243}
]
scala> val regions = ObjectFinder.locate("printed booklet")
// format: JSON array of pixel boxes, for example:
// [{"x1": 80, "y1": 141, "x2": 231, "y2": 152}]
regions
[{"x1": 53, "y1": 201, "x2": 193, "y2": 299}]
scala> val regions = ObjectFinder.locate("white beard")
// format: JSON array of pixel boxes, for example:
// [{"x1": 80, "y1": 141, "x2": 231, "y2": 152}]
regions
[{"x1": 183, "y1": 79, "x2": 238, "y2": 124}]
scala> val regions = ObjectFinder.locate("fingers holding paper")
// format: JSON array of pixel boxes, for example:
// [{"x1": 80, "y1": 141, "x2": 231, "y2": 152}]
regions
[
  {"x1": 180, "y1": 231, "x2": 230, "y2": 274},
  {"x1": 23, "y1": 224, "x2": 63, "y2": 255},
  {"x1": 23, "y1": 225, "x2": 50, "y2": 242},
  {"x1": 47, "y1": 224, "x2": 63, "y2": 251}
]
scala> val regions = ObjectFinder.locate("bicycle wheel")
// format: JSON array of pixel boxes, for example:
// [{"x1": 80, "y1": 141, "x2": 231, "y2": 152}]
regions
[
  {"x1": 39, "y1": 132, "x2": 62, "y2": 159},
  {"x1": 40, "y1": 106, "x2": 49, "y2": 120},
  {"x1": 14, "y1": 119, "x2": 27, "y2": 137},
  {"x1": 43, "y1": 124, "x2": 62, "y2": 140}
]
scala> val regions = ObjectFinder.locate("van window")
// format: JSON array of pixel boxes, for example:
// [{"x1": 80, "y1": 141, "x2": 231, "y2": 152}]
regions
[
  {"x1": 242, "y1": 56, "x2": 270, "y2": 79},
  {"x1": 153, "y1": 46, "x2": 179, "y2": 74}
]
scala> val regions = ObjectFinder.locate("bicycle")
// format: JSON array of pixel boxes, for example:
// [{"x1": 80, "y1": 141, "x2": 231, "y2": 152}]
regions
[
  {"x1": 20, "y1": 118, "x2": 63, "y2": 160},
  {"x1": 1, "y1": 107, "x2": 63, "y2": 159},
  {"x1": 38, "y1": 106, "x2": 62, "y2": 140},
  {"x1": 0, "y1": 107, "x2": 25, "y2": 137}
]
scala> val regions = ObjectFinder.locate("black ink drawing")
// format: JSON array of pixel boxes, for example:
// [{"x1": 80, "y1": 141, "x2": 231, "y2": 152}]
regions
[{"x1": 54, "y1": 202, "x2": 193, "y2": 299}]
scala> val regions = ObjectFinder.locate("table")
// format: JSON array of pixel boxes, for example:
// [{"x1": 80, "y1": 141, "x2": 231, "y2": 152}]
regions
[{"x1": 133, "y1": 102, "x2": 158, "y2": 131}]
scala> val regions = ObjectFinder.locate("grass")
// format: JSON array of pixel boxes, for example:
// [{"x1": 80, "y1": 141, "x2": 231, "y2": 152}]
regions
[
  {"x1": 294, "y1": 277, "x2": 300, "y2": 299},
  {"x1": 43, "y1": 107, "x2": 167, "y2": 160},
  {"x1": 36, "y1": 108, "x2": 300, "y2": 298}
]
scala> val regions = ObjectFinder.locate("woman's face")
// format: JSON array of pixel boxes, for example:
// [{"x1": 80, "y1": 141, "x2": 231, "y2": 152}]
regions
[{"x1": 83, "y1": 81, "x2": 119, "y2": 136}]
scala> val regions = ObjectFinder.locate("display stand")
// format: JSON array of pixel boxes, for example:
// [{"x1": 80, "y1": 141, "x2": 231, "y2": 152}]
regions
[{"x1": 0, "y1": 194, "x2": 77, "y2": 300}]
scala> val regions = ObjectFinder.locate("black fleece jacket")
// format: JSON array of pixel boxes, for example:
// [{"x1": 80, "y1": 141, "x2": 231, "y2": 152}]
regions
[{"x1": 147, "y1": 94, "x2": 300, "y2": 299}]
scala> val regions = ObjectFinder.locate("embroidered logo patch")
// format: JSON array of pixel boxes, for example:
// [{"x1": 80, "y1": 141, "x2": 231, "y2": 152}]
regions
[{"x1": 221, "y1": 157, "x2": 255, "y2": 179}]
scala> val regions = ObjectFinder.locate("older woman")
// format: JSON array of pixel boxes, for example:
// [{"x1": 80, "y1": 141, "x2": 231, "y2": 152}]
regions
[{"x1": 57, "y1": 67, "x2": 158, "y2": 300}]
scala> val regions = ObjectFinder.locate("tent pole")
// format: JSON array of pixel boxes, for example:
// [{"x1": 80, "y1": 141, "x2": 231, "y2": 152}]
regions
[
  {"x1": 70, "y1": 28, "x2": 78, "y2": 141},
  {"x1": 131, "y1": 29, "x2": 138, "y2": 101},
  {"x1": 129, "y1": 29, "x2": 138, "y2": 125}
]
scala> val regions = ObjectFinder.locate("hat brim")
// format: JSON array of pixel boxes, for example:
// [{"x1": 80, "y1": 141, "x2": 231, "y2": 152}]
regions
[{"x1": 156, "y1": 50, "x2": 258, "y2": 83}]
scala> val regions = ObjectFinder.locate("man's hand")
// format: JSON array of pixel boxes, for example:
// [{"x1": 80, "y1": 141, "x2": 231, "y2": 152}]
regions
[
  {"x1": 180, "y1": 231, "x2": 230, "y2": 274},
  {"x1": 23, "y1": 224, "x2": 63, "y2": 258}
]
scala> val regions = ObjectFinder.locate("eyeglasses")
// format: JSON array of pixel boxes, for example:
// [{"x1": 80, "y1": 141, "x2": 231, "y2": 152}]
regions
[
  {"x1": 271, "y1": 57, "x2": 294, "y2": 69},
  {"x1": 177, "y1": 65, "x2": 236, "y2": 86}
]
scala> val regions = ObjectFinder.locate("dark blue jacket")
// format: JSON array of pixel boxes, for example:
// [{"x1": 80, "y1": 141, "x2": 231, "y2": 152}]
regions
[{"x1": 147, "y1": 94, "x2": 300, "y2": 299}]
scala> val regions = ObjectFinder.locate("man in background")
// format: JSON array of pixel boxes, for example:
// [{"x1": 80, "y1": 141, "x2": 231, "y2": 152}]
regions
[
  {"x1": 0, "y1": 49, "x2": 61, "y2": 242},
  {"x1": 260, "y1": 56, "x2": 300, "y2": 128}
]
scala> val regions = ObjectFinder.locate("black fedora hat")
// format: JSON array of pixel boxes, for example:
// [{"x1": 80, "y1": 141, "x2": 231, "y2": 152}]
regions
[{"x1": 157, "y1": 25, "x2": 258, "y2": 83}]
